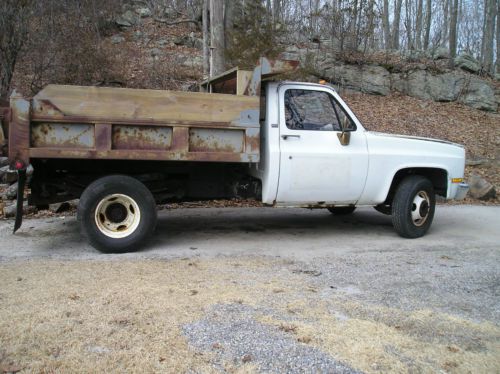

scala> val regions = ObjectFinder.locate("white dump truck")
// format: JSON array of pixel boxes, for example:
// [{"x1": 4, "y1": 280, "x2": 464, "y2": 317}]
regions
[{"x1": 3, "y1": 58, "x2": 469, "y2": 252}]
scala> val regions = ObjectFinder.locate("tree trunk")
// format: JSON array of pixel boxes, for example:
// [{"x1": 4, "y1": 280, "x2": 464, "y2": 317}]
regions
[
  {"x1": 416, "y1": 0, "x2": 424, "y2": 49},
  {"x1": 210, "y1": 0, "x2": 225, "y2": 76},
  {"x1": 496, "y1": 0, "x2": 500, "y2": 74},
  {"x1": 449, "y1": 0, "x2": 459, "y2": 68},
  {"x1": 348, "y1": 0, "x2": 359, "y2": 50},
  {"x1": 423, "y1": 0, "x2": 432, "y2": 50},
  {"x1": 202, "y1": 0, "x2": 209, "y2": 78},
  {"x1": 405, "y1": 0, "x2": 413, "y2": 49},
  {"x1": 312, "y1": 0, "x2": 320, "y2": 35},
  {"x1": 382, "y1": 0, "x2": 391, "y2": 49},
  {"x1": 224, "y1": 0, "x2": 234, "y2": 50},
  {"x1": 443, "y1": 0, "x2": 449, "y2": 46},
  {"x1": 272, "y1": 0, "x2": 281, "y2": 25},
  {"x1": 482, "y1": 0, "x2": 497, "y2": 74},
  {"x1": 392, "y1": 0, "x2": 403, "y2": 50},
  {"x1": 366, "y1": 0, "x2": 376, "y2": 50}
]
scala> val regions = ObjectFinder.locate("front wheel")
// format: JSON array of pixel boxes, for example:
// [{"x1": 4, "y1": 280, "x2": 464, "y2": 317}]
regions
[
  {"x1": 391, "y1": 176, "x2": 435, "y2": 238},
  {"x1": 77, "y1": 175, "x2": 157, "y2": 253}
]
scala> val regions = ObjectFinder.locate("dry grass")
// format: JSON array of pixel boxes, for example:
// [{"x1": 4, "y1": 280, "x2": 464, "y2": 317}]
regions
[
  {"x1": 260, "y1": 299, "x2": 500, "y2": 373},
  {"x1": 0, "y1": 259, "x2": 260, "y2": 373},
  {"x1": 0, "y1": 257, "x2": 499, "y2": 373}
]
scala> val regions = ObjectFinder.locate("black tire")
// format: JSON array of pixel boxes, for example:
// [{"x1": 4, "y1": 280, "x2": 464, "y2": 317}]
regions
[
  {"x1": 77, "y1": 175, "x2": 157, "y2": 253},
  {"x1": 374, "y1": 204, "x2": 392, "y2": 215},
  {"x1": 391, "y1": 175, "x2": 435, "y2": 238},
  {"x1": 327, "y1": 206, "x2": 356, "y2": 215}
]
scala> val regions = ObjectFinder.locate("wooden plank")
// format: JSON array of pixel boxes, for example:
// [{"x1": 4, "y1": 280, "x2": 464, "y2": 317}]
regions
[
  {"x1": 32, "y1": 85, "x2": 260, "y2": 127},
  {"x1": 237, "y1": 71, "x2": 253, "y2": 95}
]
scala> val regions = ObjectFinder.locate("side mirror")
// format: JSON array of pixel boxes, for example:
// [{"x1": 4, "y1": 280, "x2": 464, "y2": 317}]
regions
[{"x1": 337, "y1": 131, "x2": 351, "y2": 146}]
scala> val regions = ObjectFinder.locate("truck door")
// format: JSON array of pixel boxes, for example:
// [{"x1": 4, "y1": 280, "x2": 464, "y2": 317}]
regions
[{"x1": 276, "y1": 85, "x2": 369, "y2": 204}]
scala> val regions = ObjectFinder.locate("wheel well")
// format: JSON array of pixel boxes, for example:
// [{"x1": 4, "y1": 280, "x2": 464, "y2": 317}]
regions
[{"x1": 384, "y1": 168, "x2": 448, "y2": 205}]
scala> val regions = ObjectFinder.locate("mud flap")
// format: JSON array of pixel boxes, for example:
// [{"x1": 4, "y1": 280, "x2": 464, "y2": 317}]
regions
[{"x1": 13, "y1": 169, "x2": 26, "y2": 233}]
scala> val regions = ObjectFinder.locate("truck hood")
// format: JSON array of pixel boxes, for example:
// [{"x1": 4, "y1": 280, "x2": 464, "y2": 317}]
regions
[{"x1": 367, "y1": 131, "x2": 464, "y2": 149}]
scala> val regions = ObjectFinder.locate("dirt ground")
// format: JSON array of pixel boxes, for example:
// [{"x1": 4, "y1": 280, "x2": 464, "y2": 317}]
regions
[{"x1": 0, "y1": 205, "x2": 499, "y2": 373}]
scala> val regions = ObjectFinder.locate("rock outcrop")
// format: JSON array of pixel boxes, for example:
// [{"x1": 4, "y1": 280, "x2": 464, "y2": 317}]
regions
[
  {"x1": 468, "y1": 174, "x2": 496, "y2": 200},
  {"x1": 316, "y1": 56, "x2": 498, "y2": 112},
  {"x1": 323, "y1": 64, "x2": 390, "y2": 96},
  {"x1": 455, "y1": 54, "x2": 481, "y2": 73}
]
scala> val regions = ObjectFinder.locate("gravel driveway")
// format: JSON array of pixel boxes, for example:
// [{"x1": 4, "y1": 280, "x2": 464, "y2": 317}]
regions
[{"x1": 0, "y1": 205, "x2": 498, "y2": 373}]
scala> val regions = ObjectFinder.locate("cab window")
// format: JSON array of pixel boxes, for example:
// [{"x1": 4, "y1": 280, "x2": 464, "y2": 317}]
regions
[{"x1": 284, "y1": 89, "x2": 356, "y2": 131}]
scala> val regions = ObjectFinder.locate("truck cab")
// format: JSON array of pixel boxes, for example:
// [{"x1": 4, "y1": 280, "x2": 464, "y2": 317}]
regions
[{"x1": 255, "y1": 81, "x2": 468, "y2": 210}]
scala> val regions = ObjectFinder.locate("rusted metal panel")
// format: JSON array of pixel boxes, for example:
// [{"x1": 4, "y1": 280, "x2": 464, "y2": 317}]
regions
[
  {"x1": 8, "y1": 92, "x2": 30, "y2": 167},
  {"x1": 28, "y1": 148, "x2": 259, "y2": 163},
  {"x1": 10, "y1": 64, "x2": 278, "y2": 165},
  {"x1": 112, "y1": 125, "x2": 173, "y2": 150},
  {"x1": 189, "y1": 128, "x2": 244, "y2": 153},
  {"x1": 31, "y1": 123, "x2": 95, "y2": 148},
  {"x1": 246, "y1": 128, "x2": 260, "y2": 154},
  {"x1": 95, "y1": 123, "x2": 112, "y2": 151}
]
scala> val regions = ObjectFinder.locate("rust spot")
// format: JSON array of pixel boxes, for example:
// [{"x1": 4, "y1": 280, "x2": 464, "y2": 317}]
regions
[
  {"x1": 246, "y1": 133, "x2": 260, "y2": 154},
  {"x1": 112, "y1": 125, "x2": 172, "y2": 150}
]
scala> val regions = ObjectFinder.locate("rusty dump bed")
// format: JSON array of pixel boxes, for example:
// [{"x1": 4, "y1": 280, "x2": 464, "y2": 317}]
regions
[
  {"x1": 8, "y1": 58, "x2": 299, "y2": 167},
  {"x1": 8, "y1": 85, "x2": 260, "y2": 166}
]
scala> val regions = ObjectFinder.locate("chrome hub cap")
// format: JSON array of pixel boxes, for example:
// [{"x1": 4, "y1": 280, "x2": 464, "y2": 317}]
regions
[
  {"x1": 411, "y1": 191, "x2": 430, "y2": 227},
  {"x1": 95, "y1": 194, "x2": 141, "y2": 238}
]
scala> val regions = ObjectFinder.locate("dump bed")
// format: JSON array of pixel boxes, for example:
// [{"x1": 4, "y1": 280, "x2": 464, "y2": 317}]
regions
[
  {"x1": 8, "y1": 85, "x2": 260, "y2": 167},
  {"x1": 8, "y1": 58, "x2": 299, "y2": 168}
]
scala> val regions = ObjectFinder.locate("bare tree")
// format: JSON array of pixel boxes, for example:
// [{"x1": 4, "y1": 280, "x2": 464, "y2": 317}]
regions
[
  {"x1": 415, "y1": 0, "x2": 423, "y2": 49},
  {"x1": 382, "y1": 0, "x2": 391, "y2": 49},
  {"x1": 0, "y1": 0, "x2": 32, "y2": 100},
  {"x1": 443, "y1": 0, "x2": 450, "y2": 45},
  {"x1": 210, "y1": 0, "x2": 225, "y2": 76},
  {"x1": 392, "y1": 0, "x2": 404, "y2": 49},
  {"x1": 224, "y1": 0, "x2": 235, "y2": 49},
  {"x1": 423, "y1": 0, "x2": 432, "y2": 50},
  {"x1": 202, "y1": 0, "x2": 209, "y2": 77},
  {"x1": 272, "y1": 0, "x2": 282, "y2": 26},
  {"x1": 497, "y1": 0, "x2": 500, "y2": 74},
  {"x1": 449, "y1": 0, "x2": 459, "y2": 67},
  {"x1": 405, "y1": 0, "x2": 414, "y2": 49},
  {"x1": 482, "y1": 0, "x2": 497, "y2": 74}
]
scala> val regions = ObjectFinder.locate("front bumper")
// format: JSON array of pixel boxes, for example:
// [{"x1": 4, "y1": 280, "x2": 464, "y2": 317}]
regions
[{"x1": 454, "y1": 182, "x2": 469, "y2": 200}]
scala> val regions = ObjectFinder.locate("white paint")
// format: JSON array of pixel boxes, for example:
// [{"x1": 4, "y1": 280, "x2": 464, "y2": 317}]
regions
[{"x1": 251, "y1": 81, "x2": 467, "y2": 206}]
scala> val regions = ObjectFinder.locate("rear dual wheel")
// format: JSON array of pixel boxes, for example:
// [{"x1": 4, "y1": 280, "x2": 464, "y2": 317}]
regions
[{"x1": 78, "y1": 175, "x2": 157, "y2": 253}]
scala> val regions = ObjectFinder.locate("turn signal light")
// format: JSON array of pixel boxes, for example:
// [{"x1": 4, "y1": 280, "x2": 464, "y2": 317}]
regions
[{"x1": 451, "y1": 178, "x2": 463, "y2": 183}]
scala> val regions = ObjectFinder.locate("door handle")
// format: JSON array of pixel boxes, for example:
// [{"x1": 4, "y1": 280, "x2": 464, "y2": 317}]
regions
[{"x1": 281, "y1": 134, "x2": 301, "y2": 140}]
